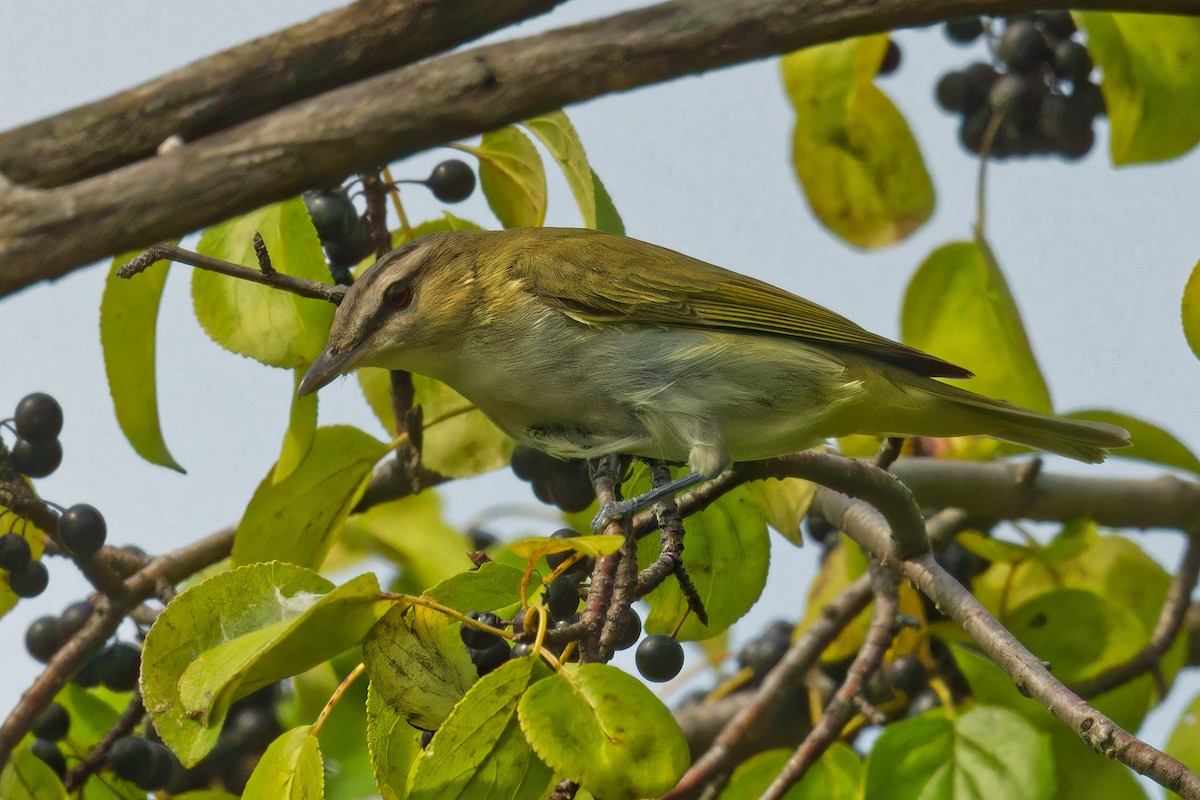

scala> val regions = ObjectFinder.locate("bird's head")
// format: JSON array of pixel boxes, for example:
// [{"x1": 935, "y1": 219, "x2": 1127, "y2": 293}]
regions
[{"x1": 298, "y1": 231, "x2": 486, "y2": 395}]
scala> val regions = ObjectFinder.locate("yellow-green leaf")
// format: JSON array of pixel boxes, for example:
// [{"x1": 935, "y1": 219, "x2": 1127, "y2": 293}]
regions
[
  {"x1": 1167, "y1": 693, "x2": 1200, "y2": 800},
  {"x1": 359, "y1": 366, "x2": 512, "y2": 478},
  {"x1": 524, "y1": 111, "x2": 597, "y2": 228},
  {"x1": 742, "y1": 477, "x2": 817, "y2": 546},
  {"x1": 781, "y1": 35, "x2": 934, "y2": 248},
  {"x1": 275, "y1": 369, "x2": 318, "y2": 482},
  {"x1": 101, "y1": 248, "x2": 184, "y2": 472},
  {"x1": 232, "y1": 425, "x2": 387, "y2": 569},
  {"x1": 902, "y1": 239, "x2": 1051, "y2": 413},
  {"x1": 723, "y1": 744, "x2": 862, "y2": 799},
  {"x1": 518, "y1": 663, "x2": 689, "y2": 800},
  {"x1": 457, "y1": 128, "x2": 547, "y2": 228},
  {"x1": 1182, "y1": 258, "x2": 1200, "y2": 361},
  {"x1": 0, "y1": 748, "x2": 68, "y2": 800},
  {"x1": 193, "y1": 197, "x2": 334, "y2": 368},
  {"x1": 242, "y1": 726, "x2": 324, "y2": 800},
  {"x1": 510, "y1": 534, "x2": 624, "y2": 561},
  {"x1": 366, "y1": 679, "x2": 422, "y2": 800},
  {"x1": 1069, "y1": 409, "x2": 1200, "y2": 475},
  {"x1": 1080, "y1": 13, "x2": 1200, "y2": 164}
]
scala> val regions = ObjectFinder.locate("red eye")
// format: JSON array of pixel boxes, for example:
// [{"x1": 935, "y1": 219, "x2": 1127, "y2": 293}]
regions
[{"x1": 384, "y1": 282, "x2": 413, "y2": 310}]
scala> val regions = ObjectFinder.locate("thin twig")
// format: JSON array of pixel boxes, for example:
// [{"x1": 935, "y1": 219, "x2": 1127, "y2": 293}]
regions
[
  {"x1": 636, "y1": 460, "x2": 708, "y2": 624},
  {"x1": 660, "y1": 574, "x2": 874, "y2": 799},
  {"x1": 761, "y1": 563, "x2": 901, "y2": 799},
  {"x1": 580, "y1": 455, "x2": 624, "y2": 663},
  {"x1": 118, "y1": 244, "x2": 346, "y2": 304},
  {"x1": 64, "y1": 694, "x2": 145, "y2": 789}
]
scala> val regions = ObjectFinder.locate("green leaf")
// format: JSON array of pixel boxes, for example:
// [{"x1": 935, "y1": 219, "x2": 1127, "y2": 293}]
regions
[
  {"x1": 518, "y1": 663, "x2": 690, "y2": 800},
  {"x1": 363, "y1": 604, "x2": 480, "y2": 731},
  {"x1": 57, "y1": 683, "x2": 123, "y2": 749},
  {"x1": 276, "y1": 369, "x2": 319, "y2": 482},
  {"x1": 1005, "y1": 588, "x2": 1144, "y2": 683},
  {"x1": 193, "y1": 197, "x2": 334, "y2": 368},
  {"x1": 409, "y1": 658, "x2": 554, "y2": 800},
  {"x1": 359, "y1": 367, "x2": 513, "y2": 479},
  {"x1": 1079, "y1": 13, "x2": 1200, "y2": 164},
  {"x1": 366, "y1": 679, "x2": 422, "y2": 800},
  {"x1": 423, "y1": 561, "x2": 526, "y2": 614},
  {"x1": 457, "y1": 128, "x2": 547, "y2": 228},
  {"x1": 242, "y1": 726, "x2": 324, "y2": 800},
  {"x1": 722, "y1": 743, "x2": 862, "y2": 799},
  {"x1": 864, "y1": 707, "x2": 1055, "y2": 800},
  {"x1": 590, "y1": 169, "x2": 625, "y2": 235},
  {"x1": 101, "y1": 248, "x2": 184, "y2": 472},
  {"x1": 1167, "y1": 693, "x2": 1200, "y2": 800},
  {"x1": 949, "y1": 646, "x2": 1149, "y2": 800},
  {"x1": 902, "y1": 239, "x2": 1051, "y2": 414},
  {"x1": 1182, "y1": 258, "x2": 1200, "y2": 362},
  {"x1": 0, "y1": 748, "x2": 69, "y2": 800},
  {"x1": 636, "y1": 483, "x2": 770, "y2": 640},
  {"x1": 1069, "y1": 409, "x2": 1200, "y2": 475},
  {"x1": 232, "y1": 425, "x2": 387, "y2": 568},
  {"x1": 781, "y1": 34, "x2": 934, "y2": 248},
  {"x1": 343, "y1": 492, "x2": 475, "y2": 595},
  {"x1": 173, "y1": 792, "x2": 242, "y2": 800},
  {"x1": 955, "y1": 530, "x2": 1033, "y2": 563},
  {"x1": 742, "y1": 477, "x2": 817, "y2": 546},
  {"x1": 523, "y1": 111, "x2": 598, "y2": 228},
  {"x1": 142, "y1": 563, "x2": 391, "y2": 765}
]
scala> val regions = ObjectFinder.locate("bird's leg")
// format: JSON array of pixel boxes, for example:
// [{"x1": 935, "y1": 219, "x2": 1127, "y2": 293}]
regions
[{"x1": 590, "y1": 462, "x2": 726, "y2": 535}]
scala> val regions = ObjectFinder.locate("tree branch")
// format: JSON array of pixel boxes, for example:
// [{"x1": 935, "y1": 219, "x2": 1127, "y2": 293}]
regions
[
  {"x1": 3, "y1": 0, "x2": 1197, "y2": 297},
  {"x1": 0, "y1": 0, "x2": 565, "y2": 188}
]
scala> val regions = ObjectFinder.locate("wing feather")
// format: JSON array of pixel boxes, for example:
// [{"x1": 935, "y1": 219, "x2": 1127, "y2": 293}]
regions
[{"x1": 515, "y1": 229, "x2": 972, "y2": 379}]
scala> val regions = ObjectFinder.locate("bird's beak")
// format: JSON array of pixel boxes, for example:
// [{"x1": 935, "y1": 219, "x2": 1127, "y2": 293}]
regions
[{"x1": 298, "y1": 345, "x2": 358, "y2": 396}]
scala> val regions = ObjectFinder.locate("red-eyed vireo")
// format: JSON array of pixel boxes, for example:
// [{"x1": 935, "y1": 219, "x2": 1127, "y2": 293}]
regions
[{"x1": 298, "y1": 227, "x2": 1129, "y2": 520}]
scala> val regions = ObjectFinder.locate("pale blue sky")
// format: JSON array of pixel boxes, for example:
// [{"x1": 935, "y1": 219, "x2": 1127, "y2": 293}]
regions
[{"x1": 3, "y1": 2, "x2": 1198, "y2": 789}]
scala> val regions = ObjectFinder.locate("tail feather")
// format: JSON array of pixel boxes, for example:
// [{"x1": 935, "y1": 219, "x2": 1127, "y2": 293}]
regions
[{"x1": 921, "y1": 381, "x2": 1131, "y2": 464}]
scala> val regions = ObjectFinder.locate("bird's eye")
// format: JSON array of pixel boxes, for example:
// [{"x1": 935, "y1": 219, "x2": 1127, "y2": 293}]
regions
[{"x1": 384, "y1": 281, "x2": 414, "y2": 311}]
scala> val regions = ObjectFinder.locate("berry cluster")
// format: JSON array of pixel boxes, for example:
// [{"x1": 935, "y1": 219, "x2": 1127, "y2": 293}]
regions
[
  {"x1": 7, "y1": 392, "x2": 64, "y2": 478},
  {"x1": 935, "y1": 12, "x2": 1104, "y2": 159},
  {"x1": 303, "y1": 189, "x2": 374, "y2": 278},
  {"x1": 0, "y1": 528, "x2": 46, "y2": 598},
  {"x1": 510, "y1": 445, "x2": 596, "y2": 513}
]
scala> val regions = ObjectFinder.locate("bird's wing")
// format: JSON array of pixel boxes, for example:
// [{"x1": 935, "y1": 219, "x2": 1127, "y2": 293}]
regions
[{"x1": 520, "y1": 230, "x2": 972, "y2": 379}]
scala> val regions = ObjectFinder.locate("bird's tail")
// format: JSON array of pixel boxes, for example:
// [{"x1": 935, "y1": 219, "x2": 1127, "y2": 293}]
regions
[{"x1": 915, "y1": 379, "x2": 1130, "y2": 463}]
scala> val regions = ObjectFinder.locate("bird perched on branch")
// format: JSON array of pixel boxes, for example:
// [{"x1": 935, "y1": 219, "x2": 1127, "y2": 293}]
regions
[{"x1": 299, "y1": 227, "x2": 1129, "y2": 524}]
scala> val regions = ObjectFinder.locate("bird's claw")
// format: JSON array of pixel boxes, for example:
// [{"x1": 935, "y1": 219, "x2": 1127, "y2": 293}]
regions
[{"x1": 591, "y1": 500, "x2": 630, "y2": 535}]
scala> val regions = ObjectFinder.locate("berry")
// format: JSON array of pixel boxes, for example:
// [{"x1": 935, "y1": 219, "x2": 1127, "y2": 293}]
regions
[
  {"x1": 510, "y1": 445, "x2": 543, "y2": 480},
  {"x1": 138, "y1": 743, "x2": 176, "y2": 791},
  {"x1": 935, "y1": 71, "x2": 971, "y2": 113},
  {"x1": 510, "y1": 643, "x2": 534, "y2": 659},
  {"x1": 420, "y1": 729, "x2": 435, "y2": 749},
  {"x1": 14, "y1": 393, "x2": 63, "y2": 443},
  {"x1": 59, "y1": 504, "x2": 107, "y2": 556},
  {"x1": 1052, "y1": 40, "x2": 1093, "y2": 84},
  {"x1": 10, "y1": 559, "x2": 49, "y2": 598},
  {"x1": 72, "y1": 651, "x2": 105, "y2": 688},
  {"x1": 97, "y1": 642, "x2": 142, "y2": 692},
  {"x1": 11, "y1": 438, "x2": 62, "y2": 478},
  {"x1": 59, "y1": 600, "x2": 94, "y2": 638},
  {"x1": 467, "y1": 527, "x2": 498, "y2": 551},
  {"x1": 425, "y1": 159, "x2": 476, "y2": 203},
  {"x1": 610, "y1": 607, "x2": 642, "y2": 652},
  {"x1": 30, "y1": 739, "x2": 66, "y2": 778},
  {"x1": 109, "y1": 736, "x2": 154, "y2": 784},
  {"x1": 460, "y1": 611, "x2": 503, "y2": 650},
  {"x1": 1059, "y1": 124, "x2": 1096, "y2": 160},
  {"x1": 1071, "y1": 81, "x2": 1106, "y2": 119},
  {"x1": 26, "y1": 616, "x2": 63, "y2": 662},
  {"x1": 962, "y1": 62, "x2": 1000, "y2": 116},
  {"x1": 636, "y1": 634, "x2": 685, "y2": 682},
  {"x1": 944, "y1": 16, "x2": 984, "y2": 44},
  {"x1": 303, "y1": 190, "x2": 373, "y2": 270},
  {"x1": 877, "y1": 40, "x2": 902, "y2": 76},
  {"x1": 959, "y1": 109, "x2": 991, "y2": 155},
  {"x1": 996, "y1": 19, "x2": 1052, "y2": 73},
  {"x1": 31, "y1": 703, "x2": 70, "y2": 741},
  {"x1": 738, "y1": 620, "x2": 793, "y2": 675},
  {"x1": 888, "y1": 656, "x2": 929, "y2": 694},
  {"x1": 1037, "y1": 10, "x2": 1077, "y2": 40},
  {"x1": 471, "y1": 639, "x2": 510, "y2": 676},
  {"x1": 988, "y1": 74, "x2": 1042, "y2": 132},
  {"x1": 0, "y1": 532, "x2": 32, "y2": 572},
  {"x1": 544, "y1": 575, "x2": 580, "y2": 623}
]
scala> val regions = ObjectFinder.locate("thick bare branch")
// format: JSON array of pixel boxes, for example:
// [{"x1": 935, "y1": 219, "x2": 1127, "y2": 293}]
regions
[
  {"x1": 2, "y1": 0, "x2": 1197, "y2": 297},
  {"x1": 0, "y1": 0, "x2": 565, "y2": 188}
]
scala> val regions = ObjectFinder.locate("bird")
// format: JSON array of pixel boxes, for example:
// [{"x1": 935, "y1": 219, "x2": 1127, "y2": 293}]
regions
[{"x1": 298, "y1": 227, "x2": 1130, "y2": 525}]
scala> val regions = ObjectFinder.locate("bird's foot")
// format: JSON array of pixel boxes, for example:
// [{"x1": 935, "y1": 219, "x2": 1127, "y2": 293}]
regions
[{"x1": 591, "y1": 498, "x2": 638, "y2": 535}]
